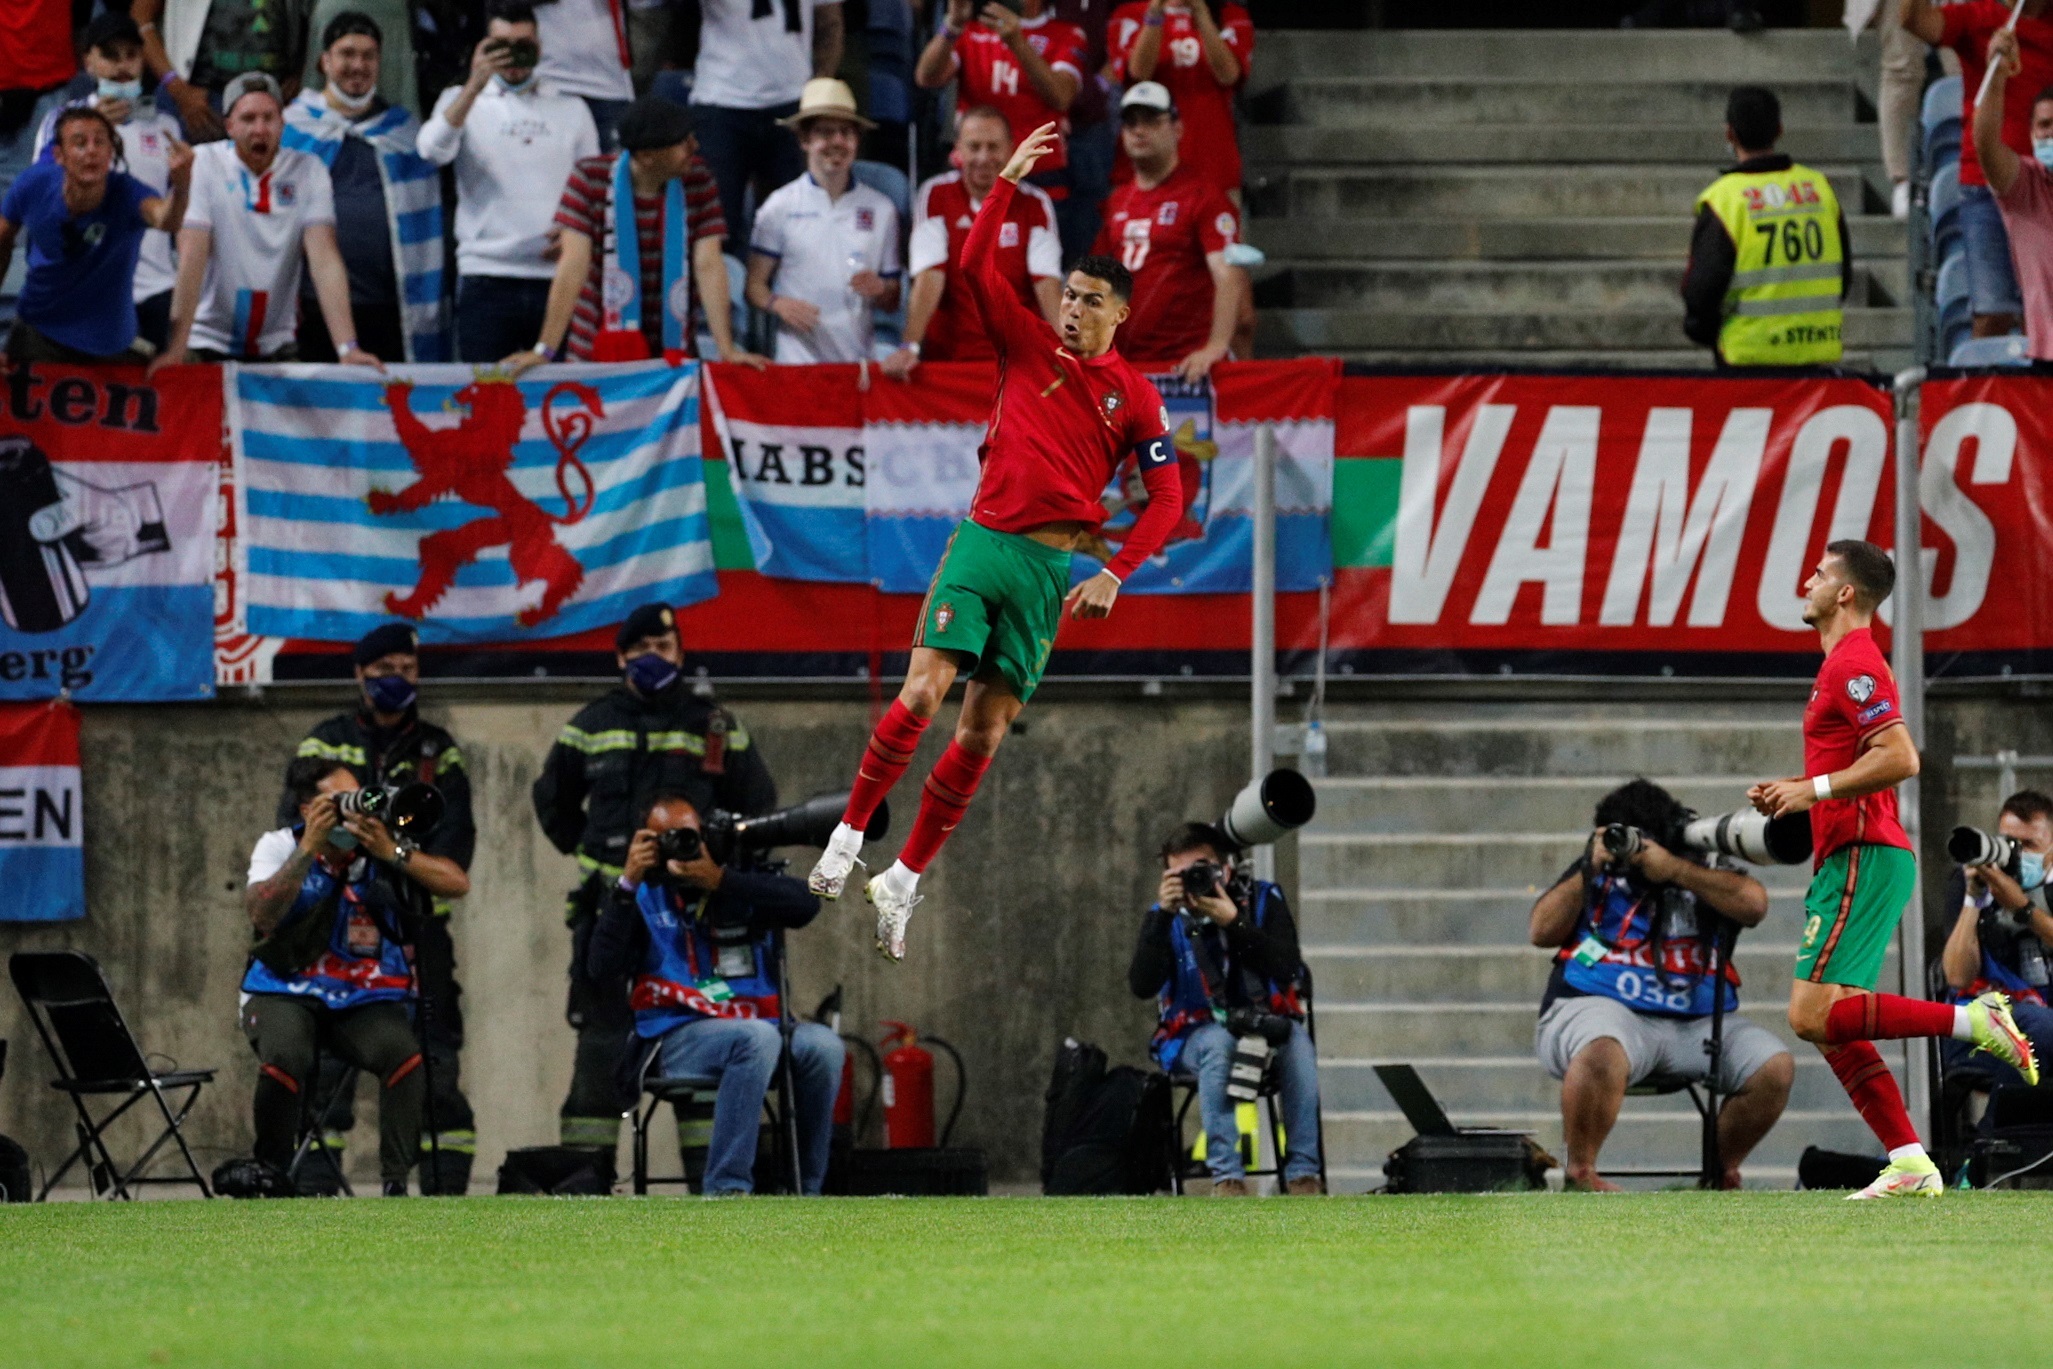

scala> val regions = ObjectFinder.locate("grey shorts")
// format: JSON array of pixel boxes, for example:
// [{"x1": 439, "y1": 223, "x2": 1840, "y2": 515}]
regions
[{"x1": 1535, "y1": 994, "x2": 1787, "y2": 1095}]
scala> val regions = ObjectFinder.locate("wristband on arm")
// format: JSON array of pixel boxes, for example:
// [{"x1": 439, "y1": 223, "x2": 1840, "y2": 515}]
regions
[{"x1": 1813, "y1": 775, "x2": 1833, "y2": 801}]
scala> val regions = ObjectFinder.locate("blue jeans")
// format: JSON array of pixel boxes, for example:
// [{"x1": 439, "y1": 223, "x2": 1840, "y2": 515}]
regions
[
  {"x1": 1961, "y1": 182, "x2": 2024, "y2": 318},
  {"x1": 1175, "y1": 1020, "x2": 1322, "y2": 1182},
  {"x1": 654, "y1": 1016, "x2": 843, "y2": 1195},
  {"x1": 455, "y1": 275, "x2": 555, "y2": 363},
  {"x1": 691, "y1": 101, "x2": 802, "y2": 256}
]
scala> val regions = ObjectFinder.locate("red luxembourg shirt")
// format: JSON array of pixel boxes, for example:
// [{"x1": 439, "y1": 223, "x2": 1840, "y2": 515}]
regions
[
  {"x1": 1941, "y1": 0, "x2": 2053, "y2": 188},
  {"x1": 0, "y1": 0, "x2": 77, "y2": 92},
  {"x1": 959, "y1": 178, "x2": 1181, "y2": 580},
  {"x1": 1092, "y1": 163, "x2": 1239, "y2": 363},
  {"x1": 952, "y1": 14, "x2": 1090, "y2": 175},
  {"x1": 910, "y1": 171, "x2": 1061, "y2": 362},
  {"x1": 1804, "y1": 626, "x2": 1913, "y2": 864},
  {"x1": 1108, "y1": 0, "x2": 1253, "y2": 195}
]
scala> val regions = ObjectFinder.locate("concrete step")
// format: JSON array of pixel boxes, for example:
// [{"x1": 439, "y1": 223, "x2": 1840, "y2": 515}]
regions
[
  {"x1": 1297, "y1": 887, "x2": 1812, "y2": 947},
  {"x1": 1316, "y1": 1054, "x2": 1861, "y2": 1115},
  {"x1": 1242, "y1": 125, "x2": 1881, "y2": 169},
  {"x1": 1256, "y1": 260, "x2": 1904, "y2": 313},
  {"x1": 1310, "y1": 714, "x2": 1805, "y2": 779},
  {"x1": 1258, "y1": 164, "x2": 1880, "y2": 221},
  {"x1": 1247, "y1": 215, "x2": 1909, "y2": 263},
  {"x1": 1258, "y1": 305, "x2": 1911, "y2": 354},
  {"x1": 1249, "y1": 77, "x2": 1869, "y2": 130},
  {"x1": 1309, "y1": 774, "x2": 1799, "y2": 834},
  {"x1": 1300, "y1": 944, "x2": 1893, "y2": 1003},
  {"x1": 1254, "y1": 29, "x2": 1879, "y2": 83}
]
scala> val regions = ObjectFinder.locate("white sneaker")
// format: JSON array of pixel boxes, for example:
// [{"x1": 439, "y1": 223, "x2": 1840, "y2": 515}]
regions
[
  {"x1": 807, "y1": 822, "x2": 865, "y2": 899},
  {"x1": 866, "y1": 868, "x2": 923, "y2": 961},
  {"x1": 1845, "y1": 1153, "x2": 1943, "y2": 1200},
  {"x1": 1891, "y1": 180, "x2": 1911, "y2": 220}
]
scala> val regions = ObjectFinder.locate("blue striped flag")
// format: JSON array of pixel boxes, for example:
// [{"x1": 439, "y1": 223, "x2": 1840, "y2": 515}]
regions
[{"x1": 232, "y1": 362, "x2": 716, "y2": 643}]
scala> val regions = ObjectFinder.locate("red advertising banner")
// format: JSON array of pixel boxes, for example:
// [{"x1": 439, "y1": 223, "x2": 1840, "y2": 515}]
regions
[{"x1": 1324, "y1": 372, "x2": 1899, "y2": 675}]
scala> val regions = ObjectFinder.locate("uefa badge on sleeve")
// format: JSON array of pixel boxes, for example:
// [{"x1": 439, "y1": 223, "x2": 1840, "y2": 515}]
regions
[{"x1": 1847, "y1": 675, "x2": 1876, "y2": 704}]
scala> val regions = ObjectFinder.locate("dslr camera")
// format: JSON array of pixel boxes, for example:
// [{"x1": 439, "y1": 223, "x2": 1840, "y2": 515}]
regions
[
  {"x1": 335, "y1": 781, "x2": 444, "y2": 837},
  {"x1": 652, "y1": 791, "x2": 890, "y2": 884},
  {"x1": 1950, "y1": 825, "x2": 2024, "y2": 874}
]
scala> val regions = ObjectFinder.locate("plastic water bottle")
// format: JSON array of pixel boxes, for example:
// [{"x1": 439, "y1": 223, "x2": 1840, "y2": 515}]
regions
[{"x1": 1301, "y1": 717, "x2": 1328, "y2": 778}]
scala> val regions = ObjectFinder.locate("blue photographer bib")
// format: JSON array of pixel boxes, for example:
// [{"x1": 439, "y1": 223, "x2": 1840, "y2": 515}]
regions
[
  {"x1": 1556, "y1": 871, "x2": 1738, "y2": 1018},
  {"x1": 241, "y1": 856, "x2": 412, "y2": 1010},
  {"x1": 628, "y1": 881, "x2": 782, "y2": 1038}
]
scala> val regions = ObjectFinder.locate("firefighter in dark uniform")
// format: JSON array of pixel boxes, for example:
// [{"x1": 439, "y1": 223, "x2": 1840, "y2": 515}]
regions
[
  {"x1": 278, "y1": 623, "x2": 480, "y2": 1194},
  {"x1": 532, "y1": 602, "x2": 778, "y2": 1152}
]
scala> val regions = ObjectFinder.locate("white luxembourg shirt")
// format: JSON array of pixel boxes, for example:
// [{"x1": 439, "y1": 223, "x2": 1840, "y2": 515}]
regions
[
  {"x1": 184, "y1": 141, "x2": 335, "y2": 357},
  {"x1": 751, "y1": 172, "x2": 902, "y2": 364}
]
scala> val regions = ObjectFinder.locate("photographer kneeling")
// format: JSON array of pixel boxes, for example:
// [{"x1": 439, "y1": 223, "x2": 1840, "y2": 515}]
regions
[
  {"x1": 1530, "y1": 780, "x2": 1791, "y2": 1191},
  {"x1": 1129, "y1": 822, "x2": 1323, "y2": 1196},
  {"x1": 586, "y1": 795, "x2": 843, "y2": 1196},
  {"x1": 1940, "y1": 790, "x2": 2053, "y2": 1098},
  {"x1": 241, "y1": 759, "x2": 471, "y2": 1196}
]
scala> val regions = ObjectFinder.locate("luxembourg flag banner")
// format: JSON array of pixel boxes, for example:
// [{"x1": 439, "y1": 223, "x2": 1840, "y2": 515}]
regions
[
  {"x1": 0, "y1": 700, "x2": 84, "y2": 922},
  {"x1": 0, "y1": 363, "x2": 218, "y2": 702},
  {"x1": 232, "y1": 362, "x2": 717, "y2": 642}
]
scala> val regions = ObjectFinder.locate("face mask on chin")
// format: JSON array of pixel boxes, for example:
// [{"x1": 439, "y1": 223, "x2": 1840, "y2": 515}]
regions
[
  {"x1": 97, "y1": 78, "x2": 144, "y2": 105},
  {"x1": 493, "y1": 72, "x2": 539, "y2": 95},
  {"x1": 325, "y1": 81, "x2": 376, "y2": 114},
  {"x1": 625, "y1": 651, "x2": 681, "y2": 698}
]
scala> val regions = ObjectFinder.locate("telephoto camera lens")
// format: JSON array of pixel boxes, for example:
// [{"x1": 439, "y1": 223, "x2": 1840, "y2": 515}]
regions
[{"x1": 1949, "y1": 826, "x2": 2021, "y2": 872}]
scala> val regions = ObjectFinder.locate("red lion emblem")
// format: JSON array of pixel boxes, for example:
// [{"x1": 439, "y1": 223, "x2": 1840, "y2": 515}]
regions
[{"x1": 371, "y1": 378, "x2": 603, "y2": 628}]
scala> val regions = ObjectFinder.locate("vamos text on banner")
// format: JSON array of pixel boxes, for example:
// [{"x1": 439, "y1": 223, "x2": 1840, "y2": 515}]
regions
[
  {"x1": 231, "y1": 363, "x2": 715, "y2": 643},
  {"x1": 0, "y1": 364, "x2": 218, "y2": 702}
]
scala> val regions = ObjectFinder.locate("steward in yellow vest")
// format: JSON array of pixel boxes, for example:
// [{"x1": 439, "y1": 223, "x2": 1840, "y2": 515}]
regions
[{"x1": 1682, "y1": 87, "x2": 1851, "y2": 367}]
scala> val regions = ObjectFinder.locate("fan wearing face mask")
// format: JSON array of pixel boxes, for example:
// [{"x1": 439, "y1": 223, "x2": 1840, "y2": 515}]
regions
[
  {"x1": 531, "y1": 601, "x2": 781, "y2": 1155},
  {"x1": 271, "y1": 622, "x2": 480, "y2": 1194},
  {"x1": 1975, "y1": 27, "x2": 2053, "y2": 363},
  {"x1": 1940, "y1": 788, "x2": 2053, "y2": 1099}
]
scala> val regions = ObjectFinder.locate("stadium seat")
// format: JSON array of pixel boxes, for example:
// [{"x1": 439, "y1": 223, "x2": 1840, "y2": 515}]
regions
[
  {"x1": 1923, "y1": 75, "x2": 1963, "y2": 173},
  {"x1": 1929, "y1": 161, "x2": 1963, "y2": 261},
  {"x1": 1943, "y1": 316, "x2": 1975, "y2": 360},
  {"x1": 1936, "y1": 253, "x2": 1973, "y2": 339},
  {"x1": 1949, "y1": 332, "x2": 2032, "y2": 366},
  {"x1": 10, "y1": 951, "x2": 216, "y2": 1200}
]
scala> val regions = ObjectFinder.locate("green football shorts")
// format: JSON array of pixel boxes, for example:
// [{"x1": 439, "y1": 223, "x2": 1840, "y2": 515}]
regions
[
  {"x1": 913, "y1": 520, "x2": 1073, "y2": 702},
  {"x1": 1795, "y1": 843, "x2": 1918, "y2": 989}
]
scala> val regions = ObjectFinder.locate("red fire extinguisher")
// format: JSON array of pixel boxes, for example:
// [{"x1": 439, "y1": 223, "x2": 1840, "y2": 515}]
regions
[{"x1": 879, "y1": 1020, "x2": 935, "y2": 1149}]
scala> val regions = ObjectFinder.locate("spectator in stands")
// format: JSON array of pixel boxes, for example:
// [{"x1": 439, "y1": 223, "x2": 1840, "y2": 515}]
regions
[
  {"x1": 506, "y1": 94, "x2": 761, "y2": 374},
  {"x1": 1107, "y1": 0, "x2": 1251, "y2": 203},
  {"x1": 1130, "y1": 821, "x2": 1322, "y2": 1197},
  {"x1": 0, "y1": 107, "x2": 192, "y2": 363},
  {"x1": 1905, "y1": 0, "x2": 2053, "y2": 339},
  {"x1": 419, "y1": 2, "x2": 599, "y2": 364},
  {"x1": 691, "y1": 0, "x2": 845, "y2": 252},
  {"x1": 1939, "y1": 788, "x2": 2053, "y2": 1097},
  {"x1": 284, "y1": 11, "x2": 447, "y2": 362},
  {"x1": 1093, "y1": 82, "x2": 1239, "y2": 378},
  {"x1": 745, "y1": 79, "x2": 901, "y2": 364},
  {"x1": 1872, "y1": 0, "x2": 1942, "y2": 220},
  {"x1": 154, "y1": 73, "x2": 380, "y2": 368},
  {"x1": 1974, "y1": 28, "x2": 2053, "y2": 363},
  {"x1": 532, "y1": 0, "x2": 634, "y2": 150},
  {"x1": 1681, "y1": 87, "x2": 1851, "y2": 368},
  {"x1": 1529, "y1": 780, "x2": 1790, "y2": 1191},
  {"x1": 302, "y1": 0, "x2": 421, "y2": 118},
  {"x1": 134, "y1": 0, "x2": 314, "y2": 142},
  {"x1": 31, "y1": 13, "x2": 188, "y2": 354},
  {"x1": 1050, "y1": 0, "x2": 1119, "y2": 261},
  {"x1": 1, "y1": 0, "x2": 81, "y2": 272},
  {"x1": 917, "y1": 0, "x2": 1086, "y2": 256},
  {"x1": 882, "y1": 105, "x2": 1060, "y2": 379}
]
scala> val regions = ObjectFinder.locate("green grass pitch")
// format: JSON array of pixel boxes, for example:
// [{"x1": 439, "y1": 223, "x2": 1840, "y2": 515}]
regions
[{"x1": 0, "y1": 1192, "x2": 2038, "y2": 1368}]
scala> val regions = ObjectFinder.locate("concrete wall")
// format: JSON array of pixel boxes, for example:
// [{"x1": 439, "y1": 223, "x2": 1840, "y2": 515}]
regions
[{"x1": 0, "y1": 686, "x2": 1255, "y2": 1191}]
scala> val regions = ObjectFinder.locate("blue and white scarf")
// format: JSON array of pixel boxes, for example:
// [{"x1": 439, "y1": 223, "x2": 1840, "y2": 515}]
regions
[
  {"x1": 281, "y1": 90, "x2": 448, "y2": 362},
  {"x1": 599, "y1": 150, "x2": 688, "y2": 362}
]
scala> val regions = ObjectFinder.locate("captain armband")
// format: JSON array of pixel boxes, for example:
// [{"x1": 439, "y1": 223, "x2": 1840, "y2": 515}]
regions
[{"x1": 1134, "y1": 434, "x2": 1175, "y2": 471}]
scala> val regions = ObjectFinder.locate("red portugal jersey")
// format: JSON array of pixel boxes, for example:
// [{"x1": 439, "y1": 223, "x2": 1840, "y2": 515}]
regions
[
  {"x1": 959, "y1": 179, "x2": 1182, "y2": 580},
  {"x1": 1092, "y1": 165, "x2": 1239, "y2": 364},
  {"x1": 1108, "y1": 0, "x2": 1253, "y2": 196},
  {"x1": 1804, "y1": 627, "x2": 1913, "y2": 864},
  {"x1": 952, "y1": 15, "x2": 1089, "y2": 175},
  {"x1": 910, "y1": 171, "x2": 1061, "y2": 363}
]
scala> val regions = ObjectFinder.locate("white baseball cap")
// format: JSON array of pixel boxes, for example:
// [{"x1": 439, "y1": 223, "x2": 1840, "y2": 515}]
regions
[{"x1": 1119, "y1": 81, "x2": 1178, "y2": 118}]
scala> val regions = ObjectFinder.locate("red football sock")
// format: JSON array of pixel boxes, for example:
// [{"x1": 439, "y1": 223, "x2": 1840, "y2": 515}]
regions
[
  {"x1": 897, "y1": 742, "x2": 993, "y2": 874},
  {"x1": 842, "y1": 701, "x2": 929, "y2": 830},
  {"x1": 1824, "y1": 992, "x2": 1958, "y2": 1044},
  {"x1": 1823, "y1": 1041, "x2": 1920, "y2": 1152}
]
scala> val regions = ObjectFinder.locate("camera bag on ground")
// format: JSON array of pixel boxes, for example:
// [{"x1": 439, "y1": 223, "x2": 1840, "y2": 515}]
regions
[
  {"x1": 1796, "y1": 1145, "x2": 1887, "y2": 1190},
  {"x1": 212, "y1": 1157, "x2": 296, "y2": 1198},
  {"x1": 1384, "y1": 1133, "x2": 1550, "y2": 1194},
  {"x1": 832, "y1": 1147, "x2": 989, "y2": 1196},
  {"x1": 0, "y1": 1133, "x2": 31, "y2": 1202},
  {"x1": 496, "y1": 1144, "x2": 616, "y2": 1196},
  {"x1": 1041, "y1": 1039, "x2": 1173, "y2": 1195}
]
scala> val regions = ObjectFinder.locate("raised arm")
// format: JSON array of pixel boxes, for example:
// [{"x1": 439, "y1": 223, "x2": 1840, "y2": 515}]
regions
[
  {"x1": 961, "y1": 123, "x2": 1062, "y2": 345},
  {"x1": 1979, "y1": 28, "x2": 2025, "y2": 197}
]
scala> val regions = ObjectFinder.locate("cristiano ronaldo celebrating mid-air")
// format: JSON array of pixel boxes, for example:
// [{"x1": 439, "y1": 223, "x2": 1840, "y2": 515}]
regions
[
  {"x1": 808, "y1": 122, "x2": 1185, "y2": 960},
  {"x1": 1749, "y1": 539, "x2": 2036, "y2": 1199}
]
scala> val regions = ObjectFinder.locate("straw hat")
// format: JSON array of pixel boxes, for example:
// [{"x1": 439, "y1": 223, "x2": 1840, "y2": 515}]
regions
[{"x1": 780, "y1": 78, "x2": 877, "y2": 131}]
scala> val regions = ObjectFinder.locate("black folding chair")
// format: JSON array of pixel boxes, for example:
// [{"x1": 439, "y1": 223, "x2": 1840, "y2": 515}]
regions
[
  {"x1": 1165, "y1": 970, "x2": 1329, "y2": 1195},
  {"x1": 626, "y1": 1037, "x2": 795, "y2": 1196},
  {"x1": 287, "y1": 1054, "x2": 359, "y2": 1198},
  {"x1": 9, "y1": 951, "x2": 215, "y2": 1200}
]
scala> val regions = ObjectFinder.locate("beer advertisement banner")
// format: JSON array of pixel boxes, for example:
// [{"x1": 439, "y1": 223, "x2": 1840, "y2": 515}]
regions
[
  {"x1": 1324, "y1": 371, "x2": 1901, "y2": 675},
  {"x1": 0, "y1": 700, "x2": 84, "y2": 922},
  {"x1": 0, "y1": 364, "x2": 219, "y2": 702},
  {"x1": 230, "y1": 362, "x2": 716, "y2": 644}
]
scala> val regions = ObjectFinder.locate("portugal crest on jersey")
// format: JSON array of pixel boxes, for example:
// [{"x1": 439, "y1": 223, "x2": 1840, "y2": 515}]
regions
[
  {"x1": 1101, "y1": 391, "x2": 1123, "y2": 420},
  {"x1": 935, "y1": 601, "x2": 955, "y2": 633}
]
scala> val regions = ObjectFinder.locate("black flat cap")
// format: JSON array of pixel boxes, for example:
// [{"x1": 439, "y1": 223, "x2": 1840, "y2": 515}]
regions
[
  {"x1": 615, "y1": 602, "x2": 677, "y2": 651},
  {"x1": 353, "y1": 622, "x2": 419, "y2": 667},
  {"x1": 616, "y1": 96, "x2": 695, "y2": 151}
]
